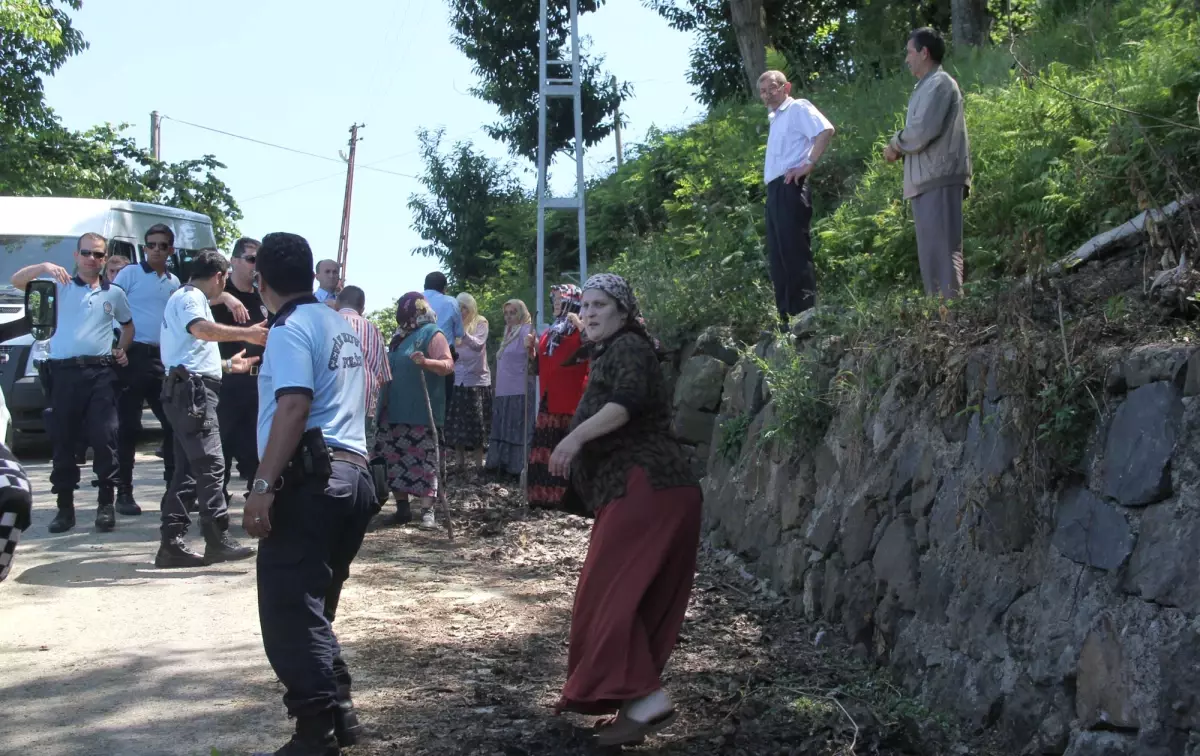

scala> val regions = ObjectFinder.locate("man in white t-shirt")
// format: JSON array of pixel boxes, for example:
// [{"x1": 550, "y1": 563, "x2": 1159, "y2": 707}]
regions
[
  {"x1": 758, "y1": 69, "x2": 836, "y2": 331},
  {"x1": 156, "y1": 250, "x2": 267, "y2": 568}
]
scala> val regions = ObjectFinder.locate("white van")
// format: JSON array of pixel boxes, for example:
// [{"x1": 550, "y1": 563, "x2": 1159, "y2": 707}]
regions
[{"x1": 0, "y1": 197, "x2": 219, "y2": 448}]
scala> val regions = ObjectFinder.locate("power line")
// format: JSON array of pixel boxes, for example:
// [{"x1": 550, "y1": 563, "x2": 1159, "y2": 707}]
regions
[{"x1": 241, "y1": 170, "x2": 346, "y2": 203}]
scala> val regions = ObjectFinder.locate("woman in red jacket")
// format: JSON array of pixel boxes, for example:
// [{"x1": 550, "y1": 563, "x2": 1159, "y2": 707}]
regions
[{"x1": 525, "y1": 284, "x2": 588, "y2": 509}]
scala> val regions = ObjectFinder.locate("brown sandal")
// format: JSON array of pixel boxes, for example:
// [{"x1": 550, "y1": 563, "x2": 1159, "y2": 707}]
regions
[{"x1": 594, "y1": 709, "x2": 679, "y2": 746}]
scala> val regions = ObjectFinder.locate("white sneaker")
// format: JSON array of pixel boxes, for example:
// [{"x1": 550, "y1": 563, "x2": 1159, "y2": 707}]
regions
[{"x1": 421, "y1": 509, "x2": 437, "y2": 530}]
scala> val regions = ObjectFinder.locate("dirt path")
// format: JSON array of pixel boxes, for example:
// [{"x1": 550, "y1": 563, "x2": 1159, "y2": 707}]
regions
[{"x1": 1, "y1": 456, "x2": 997, "y2": 756}]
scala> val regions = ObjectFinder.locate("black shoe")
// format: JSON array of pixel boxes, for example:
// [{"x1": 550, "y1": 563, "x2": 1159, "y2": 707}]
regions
[
  {"x1": 255, "y1": 712, "x2": 340, "y2": 756},
  {"x1": 95, "y1": 501, "x2": 116, "y2": 532},
  {"x1": 201, "y1": 524, "x2": 255, "y2": 564},
  {"x1": 115, "y1": 490, "x2": 142, "y2": 516},
  {"x1": 333, "y1": 695, "x2": 362, "y2": 747},
  {"x1": 48, "y1": 505, "x2": 75, "y2": 534},
  {"x1": 155, "y1": 536, "x2": 206, "y2": 568},
  {"x1": 388, "y1": 498, "x2": 412, "y2": 526}
]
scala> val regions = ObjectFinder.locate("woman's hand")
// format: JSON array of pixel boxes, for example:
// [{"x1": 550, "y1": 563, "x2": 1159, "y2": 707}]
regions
[
  {"x1": 566, "y1": 312, "x2": 582, "y2": 330},
  {"x1": 411, "y1": 351, "x2": 427, "y2": 366},
  {"x1": 549, "y1": 434, "x2": 582, "y2": 478}
]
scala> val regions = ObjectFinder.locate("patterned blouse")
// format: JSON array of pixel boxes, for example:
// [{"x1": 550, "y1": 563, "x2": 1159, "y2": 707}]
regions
[{"x1": 569, "y1": 329, "x2": 697, "y2": 513}]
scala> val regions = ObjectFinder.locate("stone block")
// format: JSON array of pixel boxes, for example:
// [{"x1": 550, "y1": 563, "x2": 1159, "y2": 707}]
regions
[
  {"x1": 674, "y1": 355, "x2": 729, "y2": 412},
  {"x1": 802, "y1": 562, "x2": 824, "y2": 621},
  {"x1": 1124, "y1": 498, "x2": 1200, "y2": 614},
  {"x1": 672, "y1": 406, "x2": 718, "y2": 446},
  {"x1": 1063, "y1": 732, "x2": 1138, "y2": 756},
  {"x1": 840, "y1": 496, "x2": 878, "y2": 565},
  {"x1": 805, "y1": 489, "x2": 839, "y2": 553},
  {"x1": 910, "y1": 481, "x2": 937, "y2": 517},
  {"x1": 822, "y1": 552, "x2": 845, "y2": 622},
  {"x1": 1075, "y1": 615, "x2": 1139, "y2": 729},
  {"x1": 1101, "y1": 381, "x2": 1181, "y2": 507},
  {"x1": 1119, "y1": 343, "x2": 1191, "y2": 391},
  {"x1": 721, "y1": 363, "x2": 747, "y2": 415},
  {"x1": 842, "y1": 563, "x2": 878, "y2": 645},
  {"x1": 692, "y1": 326, "x2": 740, "y2": 365},
  {"x1": 1051, "y1": 487, "x2": 1134, "y2": 572},
  {"x1": 965, "y1": 398, "x2": 1018, "y2": 477},
  {"x1": 1186, "y1": 349, "x2": 1200, "y2": 397},
  {"x1": 891, "y1": 441, "x2": 934, "y2": 502},
  {"x1": 872, "y1": 518, "x2": 918, "y2": 611}
]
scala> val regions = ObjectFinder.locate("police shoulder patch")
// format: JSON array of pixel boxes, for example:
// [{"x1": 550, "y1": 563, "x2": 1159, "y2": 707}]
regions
[{"x1": 103, "y1": 301, "x2": 113, "y2": 315}]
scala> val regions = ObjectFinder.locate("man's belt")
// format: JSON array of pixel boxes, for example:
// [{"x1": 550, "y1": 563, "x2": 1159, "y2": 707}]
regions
[
  {"x1": 128, "y1": 342, "x2": 161, "y2": 354},
  {"x1": 47, "y1": 356, "x2": 114, "y2": 368},
  {"x1": 331, "y1": 449, "x2": 368, "y2": 469}
]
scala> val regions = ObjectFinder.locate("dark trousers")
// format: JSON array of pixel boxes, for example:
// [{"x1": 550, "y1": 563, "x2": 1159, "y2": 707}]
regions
[
  {"x1": 257, "y1": 461, "x2": 377, "y2": 717},
  {"x1": 160, "y1": 378, "x2": 227, "y2": 538},
  {"x1": 49, "y1": 364, "x2": 120, "y2": 500},
  {"x1": 218, "y1": 373, "x2": 259, "y2": 501},
  {"x1": 118, "y1": 343, "x2": 175, "y2": 489},
  {"x1": 765, "y1": 176, "x2": 817, "y2": 322}
]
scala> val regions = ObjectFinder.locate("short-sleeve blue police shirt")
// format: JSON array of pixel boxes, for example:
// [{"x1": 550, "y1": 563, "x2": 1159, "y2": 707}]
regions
[
  {"x1": 160, "y1": 285, "x2": 222, "y2": 380},
  {"x1": 112, "y1": 262, "x2": 180, "y2": 345},
  {"x1": 257, "y1": 296, "x2": 367, "y2": 459},
  {"x1": 48, "y1": 276, "x2": 133, "y2": 359}
]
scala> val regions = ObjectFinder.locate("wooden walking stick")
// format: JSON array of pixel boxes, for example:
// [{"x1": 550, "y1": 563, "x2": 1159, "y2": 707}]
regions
[{"x1": 417, "y1": 370, "x2": 454, "y2": 541}]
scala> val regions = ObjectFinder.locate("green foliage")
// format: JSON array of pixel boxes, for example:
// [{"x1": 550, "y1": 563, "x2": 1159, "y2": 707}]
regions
[
  {"x1": 752, "y1": 343, "x2": 835, "y2": 447},
  {"x1": 367, "y1": 299, "x2": 398, "y2": 345},
  {"x1": 1034, "y1": 362, "x2": 1098, "y2": 469},
  {"x1": 447, "y1": 0, "x2": 625, "y2": 161},
  {"x1": 718, "y1": 412, "x2": 753, "y2": 460}
]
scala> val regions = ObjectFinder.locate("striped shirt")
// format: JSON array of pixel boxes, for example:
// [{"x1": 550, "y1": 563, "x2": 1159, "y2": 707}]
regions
[{"x1": 339, "y1": 308, "x2": 391, "y2": 417}]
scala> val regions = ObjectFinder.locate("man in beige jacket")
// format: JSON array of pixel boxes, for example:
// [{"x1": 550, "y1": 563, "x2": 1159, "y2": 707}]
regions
[{"x1": 884, "y1": 27, "x2": 972, "y2": 298}]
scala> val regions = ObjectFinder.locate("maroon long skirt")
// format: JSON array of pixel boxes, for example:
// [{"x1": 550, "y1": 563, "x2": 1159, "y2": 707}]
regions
[{"x1": 555, "y1": 466, "x2": 703, "y2": 715}]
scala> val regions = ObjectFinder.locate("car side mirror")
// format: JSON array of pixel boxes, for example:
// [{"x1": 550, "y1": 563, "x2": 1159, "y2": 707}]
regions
[{"x1": 25, "y1": 279, "x2": 57, "y2": 341}]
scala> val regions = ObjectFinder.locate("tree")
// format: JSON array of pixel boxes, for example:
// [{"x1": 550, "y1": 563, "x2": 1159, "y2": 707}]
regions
[
  {"x1": 408, "y1": 128, "x2": 525, "y2": 287},
  {"x1": 0, "y1": 1, "x2": 243, "y2": 247},
  {"x1": 448, "y1": 0, "x2": 626, "y2": 161},
  {"x1": 729, "y1": 0, "x2": 767, "y2": 93},
  {"x1": 952, "y1": 0, "x2": 991, "y2": 47}
]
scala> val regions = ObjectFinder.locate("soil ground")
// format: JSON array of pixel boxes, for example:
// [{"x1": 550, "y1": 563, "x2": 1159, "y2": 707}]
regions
[{"x1": 0, "y1": 441, "x2": 1000, "y2": 756}]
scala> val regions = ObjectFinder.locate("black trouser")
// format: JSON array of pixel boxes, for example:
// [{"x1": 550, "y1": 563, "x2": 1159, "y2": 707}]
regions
[
  {"x1": 160, "y1": 376, "x2": 227, "y2": 538},
  {"x1": 118, "y1": 343, "x2": 175, "y2": 489},
  {"x1": 444, "y1": 344, "x2": 458, "y2": 419},
  {"x1": 218, "y1": 372, "x2": 259, "y2": 502},
  {"x1": 765, "y1": 176, "x2": 817, "y2": 322},
  {"x1": 48, "y1": 363, "x2": 120, "y2": 501},
  {"x1": 257, "y1": 461, "x2": 377, "y2": 717}
]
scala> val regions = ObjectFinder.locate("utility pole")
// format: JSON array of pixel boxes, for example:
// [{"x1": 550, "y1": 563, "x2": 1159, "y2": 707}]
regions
[
  {"x1": 612, "y1": 76, "x2": 623, "y2": 168},
  {"x1": 150, "y1": 111, "x2": 162, "y2": 160},
  {"x1": 336, "y1": 123, "x2": 364, "y2": 285}
]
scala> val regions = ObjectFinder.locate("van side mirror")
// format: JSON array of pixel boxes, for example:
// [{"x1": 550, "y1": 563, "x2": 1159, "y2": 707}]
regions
[{"x1": 25, "y1": 280, "x2": 57, "y2": 341}]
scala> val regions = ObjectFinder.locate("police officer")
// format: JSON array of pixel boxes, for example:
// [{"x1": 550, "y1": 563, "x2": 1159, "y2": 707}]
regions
[
  {"x1": 112, "y1": 224, "x2": 250, "y2": 514},
  {"x1": 243, "y1": 232, "x2": 377, "y2": 756},
  {"x1": 211, "y1": 237, "x2": 267, "y2": 503},
  {"x1": 155, "y1": 250, "x2": 266, "y2": 568},
  {"x1": 12, "y1": 233, "x2": 133, "y2": 533}
]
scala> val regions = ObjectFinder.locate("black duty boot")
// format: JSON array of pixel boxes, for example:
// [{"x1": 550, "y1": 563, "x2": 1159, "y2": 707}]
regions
[
  {"x1": 115, "y1": 488, "x2": 142, "y2": 516},
  {"x1": 255, "y1": 711, "x2": 340, "y2": 756},
  {"x1": 48, "y1": 501, "x2": 75, "y2": 534},
  {"x1": 202, "y1": 521, "x2": 255, "y2": 564},
  {"x1": 155, "y1": 535, "x2": 206, "y2": 568},
  {"x1": 333, "y1": 686, "x2": 362, "y2": 747},
  {"x1": 95, "y1": 497, "x2": 116, "y2": 533},
  {"x1": 388, "y1": 496, "x2": 412, "y2": 526}
]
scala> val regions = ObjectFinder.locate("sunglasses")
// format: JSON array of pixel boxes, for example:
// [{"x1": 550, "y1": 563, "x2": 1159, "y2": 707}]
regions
[
  {"x1": 240, "y1": 255, "x2": 257, "y2": 264},
  {"x1": 144, "y1": 241, "x2": 171, "y2": 251},
  {"x1": 80, "y1": 251, "x2": 107, "y2": 260}
]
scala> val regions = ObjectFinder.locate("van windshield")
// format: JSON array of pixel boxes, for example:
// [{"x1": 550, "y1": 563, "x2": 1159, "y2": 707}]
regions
[{"x1": 0, "y1": 236, "x2": 78, "y2": 300}]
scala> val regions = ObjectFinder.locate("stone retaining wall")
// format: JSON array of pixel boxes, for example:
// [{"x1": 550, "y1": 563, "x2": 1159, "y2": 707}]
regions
[{"x1": 678, "y1": 328, "x2": 1200, "y2": 756}]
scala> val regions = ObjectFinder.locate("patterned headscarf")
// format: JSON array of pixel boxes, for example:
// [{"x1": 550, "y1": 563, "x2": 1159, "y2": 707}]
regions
[
  {"x1": 545, "y1": 283, "x2": 583, "y2": 356},
  {"x1": 390, "y1": 291, "x2": 438, "y2": 351},
  {"x1": 581, "y1": 273, "x2": 662, "y2": 354}
]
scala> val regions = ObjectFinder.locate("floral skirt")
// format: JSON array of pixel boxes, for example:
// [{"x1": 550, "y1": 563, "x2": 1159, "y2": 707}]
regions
[
  {"x1": 445, "y1": 385, "x2": 492, "y2": 450},
  {"x1": 527, "y1": 407, "x2": 573, "y2": 507},
  {"x1": 374, "y1": 423, "x2": 440, "y2": 498}
]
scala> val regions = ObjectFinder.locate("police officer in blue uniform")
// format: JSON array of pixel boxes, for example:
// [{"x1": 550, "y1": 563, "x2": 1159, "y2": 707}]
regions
[
  {"x1": 243, "y1": 232, "x2": 378, "y2": 756},
  {"x1": 113, "y1": 224, "x2": 251, "y2": 515},
  {"x1": 156, "y1": 250, "x2": 266, "y2": 568},
  {"x1": 12, "y1": 233, "x2": 134, "y2": 533},
  {"x1": 211, "y1": 237, "x2": 267, "y2": 503}
]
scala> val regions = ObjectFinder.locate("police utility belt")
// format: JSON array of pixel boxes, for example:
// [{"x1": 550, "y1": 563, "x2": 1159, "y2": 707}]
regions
[
  {"x1": 162, "y1": 365, "x2": 221, "y2": 420},
  {"x1": 46, "y1": 355, "x2": 115, "y2": 369},
  {"x1": 273, "y1": 428, "x2": 373, "y2": 493}
]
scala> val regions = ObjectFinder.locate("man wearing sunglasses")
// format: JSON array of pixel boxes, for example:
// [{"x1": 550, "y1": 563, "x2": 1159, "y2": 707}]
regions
[
  {"x1": 112, "y1": 225, "x2": 252, "y2": 516},
  {"x1": 211, "y1": 237, "x2": 268, "y2": 507},
  {"x1": 11, "y1": 233, "x2": 133, "y2": 533}
]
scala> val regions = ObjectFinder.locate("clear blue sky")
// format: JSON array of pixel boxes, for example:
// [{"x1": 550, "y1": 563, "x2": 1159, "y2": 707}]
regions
[{"x1": 42, "y1": 0, "x2": 704, "y2": 314}]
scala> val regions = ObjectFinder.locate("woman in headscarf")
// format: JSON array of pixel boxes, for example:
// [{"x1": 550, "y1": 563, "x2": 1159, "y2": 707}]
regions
[
  {"x1": 444, "y1": 292, "x2": 491, "y2": 476},
  {"x1": 485, "y1": 298, "x2": 535, "y2": 479},
  {"x1": 524, "y1": 283, "x2": 588, "y2": 509},
  {"x1": 374, "y1": 292, "x2": 455, "y2": 529},
  {"x1": 547, "y1": 273, "x2": 701, "y2": 747}
]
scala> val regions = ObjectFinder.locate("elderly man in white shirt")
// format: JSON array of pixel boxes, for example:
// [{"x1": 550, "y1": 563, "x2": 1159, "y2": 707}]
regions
[{"x1": 758, "y1": 69, "x2": 835, "y2": 331}]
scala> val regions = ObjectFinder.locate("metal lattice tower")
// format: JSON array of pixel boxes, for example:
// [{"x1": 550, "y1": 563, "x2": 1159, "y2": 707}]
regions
[{"x1": 535, "y1": 0, "x2": 587, "y2": 330}]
